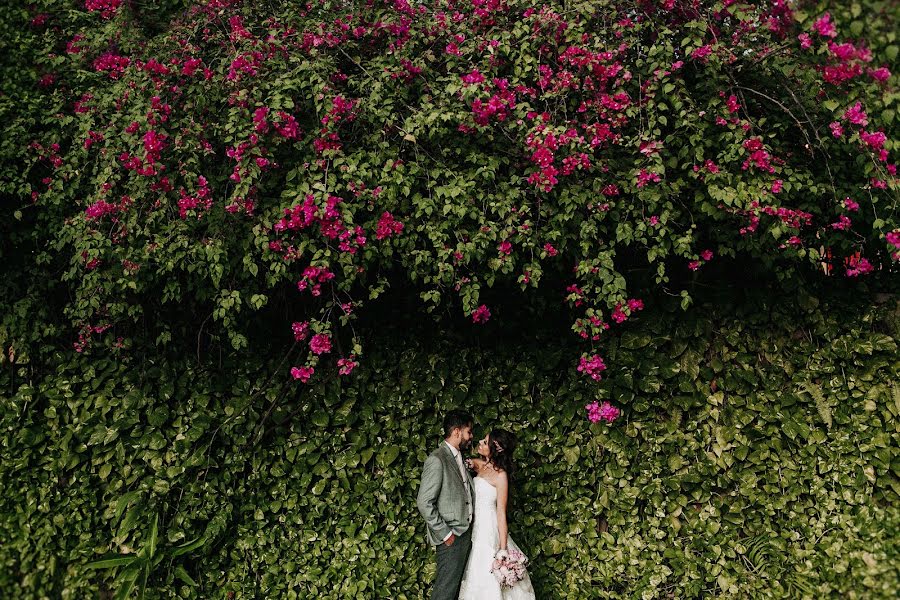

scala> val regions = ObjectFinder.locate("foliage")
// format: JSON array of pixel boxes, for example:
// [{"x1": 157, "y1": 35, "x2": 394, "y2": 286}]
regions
[
  {"x1": 1, "y1": 2, "x2": 899, "y2": 596},
  {"x1": 1, "y1": 292, "x2": 898, "y2": 598},
  {"x1": 2, "y1": 0, "x2": 898, "y2": 392}
]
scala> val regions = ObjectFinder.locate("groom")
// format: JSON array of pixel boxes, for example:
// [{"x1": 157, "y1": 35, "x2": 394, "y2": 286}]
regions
[{"x1": 417, "y1": 409, "x2": 475, "y2": 600}]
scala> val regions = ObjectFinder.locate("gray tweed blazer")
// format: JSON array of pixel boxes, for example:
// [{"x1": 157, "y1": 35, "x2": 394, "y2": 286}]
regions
[{"x1": 416, "y1": 443, "x2": 475, "y2": 545}]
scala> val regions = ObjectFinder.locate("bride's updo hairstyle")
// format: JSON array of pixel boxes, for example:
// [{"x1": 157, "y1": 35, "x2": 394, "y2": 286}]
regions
[{"x1": 488, "y1": 429, "x2": 517, "y2": 478}]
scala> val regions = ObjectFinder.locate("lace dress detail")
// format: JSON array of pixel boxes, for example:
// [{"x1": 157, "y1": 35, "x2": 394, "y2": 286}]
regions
[{"x1": 458, "y1": 477, "x2": 535, "y2": 600}]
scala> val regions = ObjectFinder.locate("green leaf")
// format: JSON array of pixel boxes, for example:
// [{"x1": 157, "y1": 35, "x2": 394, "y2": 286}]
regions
[
  {"x1": 173, "y1": 565, "x2": 198, "y2": 587},
  {"x1": 311, "y1": 411, "x2": 330, "y2": 427},
  {"x1": 377, "y1": 445, "x2": 400, "y2": 468},
  {"x1": 147, "y1": 515, "x2": 158, "y2": 559},
  {"x1": 563, "y1": 445, "x2": 580, "y2": 465},
  {"x1": 620, "y1": 332, "x2": 651, "y2": 349},
  {"x1": 171, "y1": 536, "x2": 204, "y2": 558},
  {"x1": 86, "y1": 555, "x2": 138, "y2": 569},
  {"x1": 113, "y1": 566, "x2": 140, "y2": 600},
  {"x1": 118, "y1": 504, "x2": 143, "y2": 537}
]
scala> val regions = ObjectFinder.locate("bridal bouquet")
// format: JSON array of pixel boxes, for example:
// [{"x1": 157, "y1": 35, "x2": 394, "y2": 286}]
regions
[{"x1": 491, "y1": 548, "x2": 529, "y2": 589}]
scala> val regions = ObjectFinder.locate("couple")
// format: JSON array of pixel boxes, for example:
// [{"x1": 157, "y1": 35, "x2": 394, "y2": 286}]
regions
[{"x1": 417, "y1": 409, "x2": 536, "y2": 600}]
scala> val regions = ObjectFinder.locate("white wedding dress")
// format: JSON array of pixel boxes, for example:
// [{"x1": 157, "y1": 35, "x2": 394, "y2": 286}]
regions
[{"x1": 458, "y1": 476, "x2": 536, "y2": 599}]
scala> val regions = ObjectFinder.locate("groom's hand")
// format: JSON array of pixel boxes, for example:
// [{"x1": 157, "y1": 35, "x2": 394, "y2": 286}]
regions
[{"x1": 445, "y1": 534, "x2": 456, "y2": 546}]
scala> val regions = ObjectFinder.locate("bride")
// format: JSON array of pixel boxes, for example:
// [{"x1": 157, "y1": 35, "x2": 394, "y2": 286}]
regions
[{"x1": 458, "y1": 429, "x2": 536, "y2": 600}]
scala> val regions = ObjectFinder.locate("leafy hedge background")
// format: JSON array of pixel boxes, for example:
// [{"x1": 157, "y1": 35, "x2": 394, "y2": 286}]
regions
[
  {"x1": 2, "y1": 0, "x2": 900, "y2": 598},
  {"x1": 2, "y1": 286, "x2": 899, "y2": 599}
]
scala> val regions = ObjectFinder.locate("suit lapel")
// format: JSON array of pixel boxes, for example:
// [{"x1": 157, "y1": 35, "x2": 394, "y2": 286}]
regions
[{"x1": 441, "y1": 443, "x2": 467, "y2": 488}]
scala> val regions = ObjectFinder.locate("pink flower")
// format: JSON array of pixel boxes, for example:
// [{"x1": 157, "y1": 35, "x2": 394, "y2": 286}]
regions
[
  {"x1": 845, "y1": 257, "x2": 874, "y2": 277},
  {"x1": 843, "y1": 197, "x2": 860, "y2": 212},
  {"x1": 93, "y1": 53, "x2": 131, "y2": 78},
  {"x1": 636, "y1": 169, "x2": 661, "y2": 188},
  {"x1": 66, "y1": 34, "x2": 86, "y2": 55},
  {"x1": 543, "y1": 243, "x2": 558, "y2": 256},
  {"x1": 253, "y1": 107, "x2": 270, "y2": 132},
  {"x1": 498, "y1": 240, "x2": 512, "y2": 255},
  {"x1": 85, "y1": 200, "x2": 118, "y2": 220},
  {"x1": 885, "y1": 230, "x2": 900, "y2": 249},
  {"x1": 291, "y1": 321, "x2": 309, "y2": 341},
  {"x1": 830, "y1": 215, "x2": 852, "y2": 230},
  {"x1": 471, "y1": 88, "x2": 517, "y2": 126},
  {"x1": 798, "y1": 33, "x2": 813, "y2": 49},
  {"x1": 811, "y1": 13, "x2": 837, "y2": 38},
  {"x1": 274, "y1": 112, "x2": 300, "y2": 139},
  {"x1": 829, "y1": 122, "x2": 844, "y2": 138},
  {"x1": 691, "y1": 45, "x2": 712, "y2": 61},
  {"x1": 610, "y1": 303, "x2": 628, "y2": 323},
  {"x1": 870, "y1": 67, "x2": 892, "y2": 82},
  {"x1": 290, "y1": 366, "x2": 314, "y2": 383},
  {"x1": 725, "y1": 95, "x2": 740, "y2": 114},
  {"x1": 566, "y1": 284, "x2": 584, "y2": 307},
  {"x1": 648, "y1": 215, "x2": 660, "y2": 226},
  {"x1": 337, "y1": 356, "x2": 358, "y2": 376},
  {"x1": 376, "y1": 211, "x2": 404, "y2": 240},
  {"x1": 85, "y1": 0, "x2": 122, "y2": 19},
  {"x1": 309, "y1": 333, "x2": 332, "y2": 355},
  {"x1": 142, "y1": 130, "x2": 166, "y2": 157},
  {"x1": 181, "y1": 58, "x2": 202, "y2": 76},
  {"x1": 472, "y1": 304, "x2": 491, "y2": 324},
  {"x1": 688, "y1": 260, "x2": 702, "y2": 271},
  {"x1": 37, "y1": 73, "x2": 56, "y2": 87},
  {"x1": 771, "y1": 180, "x2": 783, "y2": 194},
  {"x1": 700, "y1": 249, "x2": 714, "y2": 261},
  {"x1": 843, "y1": 102, "x2": 868, "y2": 126},
  {"x1": 860, "y1": 130, "x2": 887, "y2": 150},
  {"x1": 577, "y1": 354, "x2": 607, "y2": 381},
  {"x1": 461, "y1": 69, "x2": 485, "y2": 85},
  {"x1": 585, "y1": 401, "x2": 620, "y2": 424},
  {"x1": 626, "y1": 298, "x2": 644, "y2": 312},
  {"x1": 741, "y1": 139, "x2": 775, "y2": 173}
]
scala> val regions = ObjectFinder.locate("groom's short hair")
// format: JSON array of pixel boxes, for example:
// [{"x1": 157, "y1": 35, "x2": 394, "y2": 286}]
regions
[{"x1": 443, "y1": 409, "x2": 473, "y2": 437}]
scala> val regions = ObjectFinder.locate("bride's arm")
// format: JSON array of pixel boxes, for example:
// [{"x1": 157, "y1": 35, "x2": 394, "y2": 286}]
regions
[{"x1": 495, "y1": 471, "x2": 509, "y2": 551}]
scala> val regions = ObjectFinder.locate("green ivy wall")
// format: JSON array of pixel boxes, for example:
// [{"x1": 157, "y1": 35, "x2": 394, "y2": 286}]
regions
[{"x1": 1, "y1": 293, "x2": 899, "y2": 599}]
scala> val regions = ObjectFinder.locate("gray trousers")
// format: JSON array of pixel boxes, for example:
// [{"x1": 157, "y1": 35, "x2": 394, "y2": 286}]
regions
[{"x1": 432, "y1": 527, "x2": 472, "y2": 600}]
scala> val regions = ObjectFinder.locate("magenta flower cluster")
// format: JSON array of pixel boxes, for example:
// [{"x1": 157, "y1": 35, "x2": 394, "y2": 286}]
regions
[
  {"x1": 309, "y1": 333, "x2": 331, "y2": 355},
  {"x1": 471, "y1": 304, "x2": 491, "y2": 324},
  {"x1": 585, "y1": 401, "x2": 621, "y2": 424},
  {"x1": 577, "y1": 354, "x2": 607, "y2": 381},
  {"x1": 84, "y1": 0, "x2": 121, "y2": 19},
  {"x1": 296, "y1": 266, "x2": 335, "y2": 297}
]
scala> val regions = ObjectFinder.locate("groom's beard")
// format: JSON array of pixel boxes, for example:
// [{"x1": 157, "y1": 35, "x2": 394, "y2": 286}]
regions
[{"x1": 459, "y1": 439, "x2": 472, "y2": 453}]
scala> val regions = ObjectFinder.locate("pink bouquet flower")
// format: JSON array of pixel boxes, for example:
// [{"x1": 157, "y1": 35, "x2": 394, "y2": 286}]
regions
[{"x1": 491, "y1": 548, "x2": 529, "y2": 589}]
